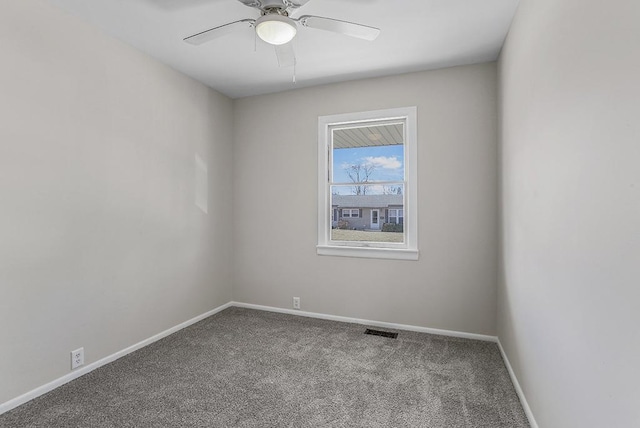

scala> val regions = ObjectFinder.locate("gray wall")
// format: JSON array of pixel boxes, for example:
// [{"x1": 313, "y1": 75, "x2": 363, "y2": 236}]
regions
[
  {"x1": 0, "y1": 1, "x2": 233, "y2": 404},
  {"x1": 498, "y1": 0, "x2": 640, "y2": 426},
  {"x1": 233, "y1": 64, "x2": 500, "y2": 335}
]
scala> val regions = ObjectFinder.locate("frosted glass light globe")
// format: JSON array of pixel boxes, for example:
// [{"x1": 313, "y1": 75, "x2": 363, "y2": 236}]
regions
[{"x1": 256, "y1": 15, "x2": 297, "y2": 45}]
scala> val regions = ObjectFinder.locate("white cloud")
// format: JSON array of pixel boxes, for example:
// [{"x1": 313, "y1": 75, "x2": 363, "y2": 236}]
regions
[
  {"x1": 368, "y1": 184, "x2": 385, "y2": 194},
  {"x1": 364, "y1": 156, "x2": 402, "y2": 169}
]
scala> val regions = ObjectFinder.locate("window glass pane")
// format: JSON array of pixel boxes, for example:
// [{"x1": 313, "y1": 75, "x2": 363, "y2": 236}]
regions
[
  {"x1": 331, "y1": 122, "x2": 405, "y2": 185},
  {"x1": 330, "y1": 185, "x2": 404, "y2": 243},
  {"x1": 388, "y1": 209, "x2": 397, "y2": 224}
]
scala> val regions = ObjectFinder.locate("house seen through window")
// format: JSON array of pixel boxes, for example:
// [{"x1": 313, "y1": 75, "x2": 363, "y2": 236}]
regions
[{"x1": 317, "y1": 107, "x2": 418, "y2": 260}]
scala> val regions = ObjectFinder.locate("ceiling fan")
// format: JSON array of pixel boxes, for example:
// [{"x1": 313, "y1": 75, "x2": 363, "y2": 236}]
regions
[{"x1": 183, "y1": 0, "x2": 381, "y2": 68}]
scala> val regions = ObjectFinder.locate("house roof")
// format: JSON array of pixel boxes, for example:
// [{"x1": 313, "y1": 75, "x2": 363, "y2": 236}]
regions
[{"x1": 332, "y1": 194, "x2": 403, "y2": 208}]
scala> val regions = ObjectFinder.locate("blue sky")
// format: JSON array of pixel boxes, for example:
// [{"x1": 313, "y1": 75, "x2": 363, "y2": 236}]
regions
[
  {"x1": 332, "y1": 145, "x2": 404, "y2": 183},
  {"x1": 331, "y1": 145, "x2": 405, "y2": 195}
]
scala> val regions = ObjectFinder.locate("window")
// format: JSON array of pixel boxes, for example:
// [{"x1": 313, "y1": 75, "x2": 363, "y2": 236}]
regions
[
  {"x1": 342, "y1": 209, "x2": 359, "y2": 218},
  {"x1": 317, "y1": 107, "x2": 418, "y2": 260},
  {"x1": 388, "y1": 209, "x2": 404, "y2": 225}
]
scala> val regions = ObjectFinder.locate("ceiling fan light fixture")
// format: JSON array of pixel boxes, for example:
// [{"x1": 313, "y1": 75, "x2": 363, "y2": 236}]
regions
[{"x1": 256, "y1": 14, "x2": 297, "y2": 45}]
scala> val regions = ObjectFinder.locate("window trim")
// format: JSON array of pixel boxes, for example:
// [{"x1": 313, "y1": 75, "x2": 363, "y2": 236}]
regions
[
  {"x1": 388, "y1": 208, "x2": 404, "y2": 224},
  {"x1": 342, "y1": 208, "x2": 360, "y2": 218},
  {"x1": 317, "y1": 107, "x2": 418, "y2": 260}
]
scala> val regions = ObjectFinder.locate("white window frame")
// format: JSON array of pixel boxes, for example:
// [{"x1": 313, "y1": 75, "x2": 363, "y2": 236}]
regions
[
  {"x1": 317, "y1": 107, "x2": 418, "y2": 260},
  {"x1": 342, "y1": 209, "x2": 359, "y2": 218},
  {"x1": 389, "y1": 209, "x2": 404, "y2": 224}
]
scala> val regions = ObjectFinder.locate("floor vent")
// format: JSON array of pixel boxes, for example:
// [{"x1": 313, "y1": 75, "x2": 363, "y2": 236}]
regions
[{"x1": 364, "y1": 329, "x2": 398, "y2": 339}]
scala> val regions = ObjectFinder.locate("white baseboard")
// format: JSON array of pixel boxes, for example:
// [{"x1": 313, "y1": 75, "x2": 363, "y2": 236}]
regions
[
  {"x1": 497, "y1": 339, "x2": 539, "y2": 428},
  {"x1": 231, "y1": 301, "x2": 498, "y2": 343},
  {"x1": 0, "y1": 301, "x2": 233, "y2": 416}
]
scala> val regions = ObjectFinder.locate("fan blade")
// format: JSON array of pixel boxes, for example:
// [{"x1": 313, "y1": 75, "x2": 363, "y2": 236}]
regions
[
  {"x1": 297, "y1": 15, "x2": 380, "y2": 41},
  {"x1": 275, "y1": 42, "x2": 296, "y2": 67},
  {"x1": 184, "y1": 19, "x2": 255, "y2": 45},
  {"x1": 235, "y1": 0, "x2": 262, "y2": 8},
  {"x1": 284, "y1": 0, "x2": 312, "y2": 8}
]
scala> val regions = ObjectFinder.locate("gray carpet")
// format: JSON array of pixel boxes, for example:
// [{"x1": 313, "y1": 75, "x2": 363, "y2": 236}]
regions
[{"x1": 0, "y1": 307, "x2": 529, "y2": 427}]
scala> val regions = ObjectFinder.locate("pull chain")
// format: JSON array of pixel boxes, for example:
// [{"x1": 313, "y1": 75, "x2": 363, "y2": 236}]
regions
[{"x1": 293, "y1": 57, "x2": 297, "y2": 84}]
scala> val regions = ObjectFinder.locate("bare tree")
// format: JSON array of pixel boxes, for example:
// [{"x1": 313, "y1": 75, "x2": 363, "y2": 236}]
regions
[
  {"x1": 345, "y1": 164, "x2": 376, "y2": 195},
  {"x1": 382, "y1": 185, "x2": 403, "y2": 195}
]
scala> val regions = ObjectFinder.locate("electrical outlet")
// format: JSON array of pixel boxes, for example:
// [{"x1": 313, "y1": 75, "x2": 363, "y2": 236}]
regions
[
  {"x1": 293, "y1": 297, "x2": 300, "y2": 310},
  {"x1": 71, "y1": 348, "x2": 84, "y2": 370}
]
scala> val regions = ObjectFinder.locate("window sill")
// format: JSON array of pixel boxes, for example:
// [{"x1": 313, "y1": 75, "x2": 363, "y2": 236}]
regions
[{"x1": 316, "y1": 245, "x2": 419, "y2": 261}]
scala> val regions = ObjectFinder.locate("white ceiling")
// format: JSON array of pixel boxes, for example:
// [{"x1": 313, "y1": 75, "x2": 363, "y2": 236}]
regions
[{"x1": 50, "y1": 0, "x2": 520, "y2": 99}]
